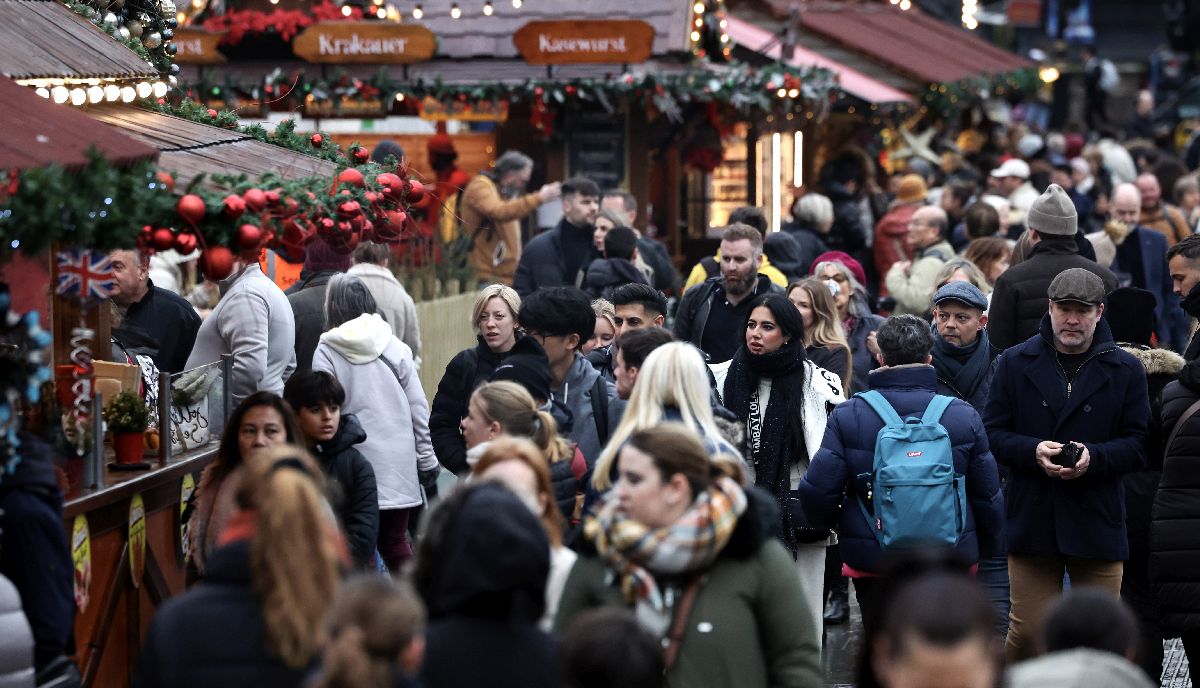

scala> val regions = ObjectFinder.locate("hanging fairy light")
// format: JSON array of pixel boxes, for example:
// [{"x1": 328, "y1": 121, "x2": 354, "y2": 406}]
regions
[
  {"x1": 412, "y1": 3, "x2": 423, "y2": 18},
  {"x1": 512, "y1": 0, "x2": 521, "y2": 8},
  {"x1": 962, "y1": 0, "x2": 978, "y2": 29},
  {"x1": 483, "y1": 0, "x2": 492, "y2": 15},
  {"x1": 450, "y1": 2, "x2": 461, "y2": 18}
]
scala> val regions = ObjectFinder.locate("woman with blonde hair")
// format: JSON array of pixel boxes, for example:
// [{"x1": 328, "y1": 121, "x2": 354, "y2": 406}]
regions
[
  {"x1": 473, "y1": 436, "x2": 577, "y2": 630},
  {"x1": 556, "y1": 425, "x2": 822, "y2": 688},
  {"x1": 429, "y1": 283, "x2": 523, "y2": 477},
  {"x1": 591, "y1": 342, "x2": 739, "y2": 495},
  {"x1": 787, "y1": 278, "x2": 852, "y2": 395},
  {"x1": 933, "y1": 258, "x2": 992, "y2": 295},
  {"x1": 460, "y1": 381, "x2": 585, "y2": 523},
  {"x1": 137, "y1": 447, "x2": 342, "y2": 687},
  {"x1": 583, "y1": 299, "x2": 616, "y2": 354}
]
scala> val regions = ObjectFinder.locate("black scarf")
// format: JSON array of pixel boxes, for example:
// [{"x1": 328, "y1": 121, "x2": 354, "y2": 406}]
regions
[
  {"x1": 722, "y1": 338, "x2": 808, "y2": 550},
  {"x1": 930, "y1": 323, "x2": 993, "y2": 400}
]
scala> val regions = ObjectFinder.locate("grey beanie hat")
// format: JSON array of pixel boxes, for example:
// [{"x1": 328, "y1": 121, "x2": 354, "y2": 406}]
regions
[{"x1": 1027, "y1": 183, "x2": 1078, "y2": 236}]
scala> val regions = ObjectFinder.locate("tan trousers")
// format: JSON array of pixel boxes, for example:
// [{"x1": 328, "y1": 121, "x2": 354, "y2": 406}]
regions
[{"x1": 1005, "y1": 554, "x2": 1123, "y2": 663}]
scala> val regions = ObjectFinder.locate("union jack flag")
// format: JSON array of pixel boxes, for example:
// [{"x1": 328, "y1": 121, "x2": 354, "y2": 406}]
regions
[{"x1": 56, "y1": 249, "x2": 115, "y2": 301}]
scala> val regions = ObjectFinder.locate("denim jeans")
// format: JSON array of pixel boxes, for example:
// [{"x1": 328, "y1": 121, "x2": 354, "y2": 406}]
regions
[{"x1": 975, "y1": 554, "x2": 1011, "y2": 637}]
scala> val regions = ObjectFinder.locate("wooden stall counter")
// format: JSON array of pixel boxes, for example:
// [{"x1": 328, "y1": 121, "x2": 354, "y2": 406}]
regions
[{"x1": 65, "y1": 445, "x2": 217, "y2": 688}]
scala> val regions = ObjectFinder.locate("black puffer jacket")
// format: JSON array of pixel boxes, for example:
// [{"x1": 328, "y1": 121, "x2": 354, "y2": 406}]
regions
[
  {"x1": 987, "y1": 238, "x2": 1118, "y2": 350},
  {"x1": 134, "y1": 541, "x2": 314, "y2": 688},
  {"x1": 1121, "y1": 346, "x2": 1184, "y2": 553},
  {"x1": 430, "y1": 336, "x2": 511, "y2": 475},
  {"x1": 313, "y1": 414, "x2": 379, "y2": 568},
  {"x1": 1150, "y1": 361, "x2": 1200, "y2": 634},
  {"x1": 583, "y1": 257, "x2": 647, "y2": 299}
]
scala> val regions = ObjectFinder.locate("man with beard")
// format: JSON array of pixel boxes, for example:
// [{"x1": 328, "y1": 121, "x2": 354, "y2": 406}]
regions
[
  {"x1": 1136, "y1": 173, "x2": 1190, "y2": 247},
  {"x1": 513, "y1": 176, "x2": 601, "y2": 296},
  {"x1": 674, "y1": 223, "x2": 783, "y2": 363},
  {"x1": 461, "y1": 150, "x2": 561, "y2": 286}
]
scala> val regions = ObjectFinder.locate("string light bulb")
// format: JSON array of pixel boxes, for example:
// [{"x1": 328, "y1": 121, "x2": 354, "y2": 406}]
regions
[
  {"x1": 136, "y1": 82, "x2": 152, "y2": 99},
  {"x1": 511, "y1": 0, "x2": 521, "y2": 8},
  {"x1": 412, "y1": 3, "x2": 423, "y2": 18},
  {"x1": 51, "y1": 86, "x2": 69, "y2": 103},
  {"x1": 87, "y1": 86, "x2": 104, "y2": 104},
  {"x1": 340, "y1": 4, "x2": 352, "y2": 15},
  {"x1": 104, "y1": 84, "x2": 120, "y2": 101},
  {"x1": 899, "y1": 0, "x2": 911, "y2": 8},
  {"x1": 450, "y1": 2, "x2": 460, "y2": 18},
  {"x1": 34, "y1": 87, "x2": 49, "y2": 98},
  {"x1": 483, "y1": 0, "x2": 492, "y2": 15},
  {"x1": 152, "y1": 81, "x2": 169, "y2": 98},
  {"x1": 69, "y1": 88, "x2": 86, "y2": 106},
  {"x1": 693, "y1": 1, "x2": 705, "y2": 12},
  {"x1": 121, "y1": 86, "x2": 136, "y2": 102},
  {"x1": 376, "y1": 6, "x2": 386, "y2": 17}
]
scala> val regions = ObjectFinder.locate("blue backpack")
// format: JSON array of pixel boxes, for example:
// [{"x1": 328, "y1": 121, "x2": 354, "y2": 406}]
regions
[{"x1": 856, "y1": 391, "x2": 967, "y2": 550}]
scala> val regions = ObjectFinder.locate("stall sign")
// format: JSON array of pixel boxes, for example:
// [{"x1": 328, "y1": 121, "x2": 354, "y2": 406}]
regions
[
  {"x1": 513, "y1": 20, "x2": 655, "y2": 65},
  {"x1": 173, "y1": 28, "x2": 227, "y2": 64},
  {"x1": 419, "y1": 97, "x2": 509, "y2": 122},
  {"x1": 293, "y1": 22, "x2": 436, "y2": 64}
]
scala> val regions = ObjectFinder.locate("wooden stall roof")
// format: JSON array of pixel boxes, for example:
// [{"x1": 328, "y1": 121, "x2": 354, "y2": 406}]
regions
[
  {"x1": 88, "y1": 106, "x2": 337, "y2": 189},
  {"x1": 0, "y1": 77, "x2": 157, "y2": 171},
  {"x1": 408, "y1": 0, "x2": 691, "y2": 59},
  {"x1": 0, "y1": 0, "x2": 159, "y2": 81}
]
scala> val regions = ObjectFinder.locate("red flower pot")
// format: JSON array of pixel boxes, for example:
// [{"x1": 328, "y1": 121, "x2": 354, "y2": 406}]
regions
[{"x1": 113, "y1": 432, "x2": 144, "y2": 465}]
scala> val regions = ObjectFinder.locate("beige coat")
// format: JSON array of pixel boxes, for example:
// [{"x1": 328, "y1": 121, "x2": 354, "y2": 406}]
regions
[{"x1": 460, "y1": 174, "x2": 541, "y2": 284}]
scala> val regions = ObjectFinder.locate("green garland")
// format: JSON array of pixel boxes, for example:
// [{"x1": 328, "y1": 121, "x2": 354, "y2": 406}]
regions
[
  {"x1": 179, "y1": 60, "x2": 837, "y2": 122},
  {"x1": 63, "y1": 0, "x2": 177, "y2": 76},
  {"x1": 921, "y1": 68, "x2": 1040, "y2": 120}
]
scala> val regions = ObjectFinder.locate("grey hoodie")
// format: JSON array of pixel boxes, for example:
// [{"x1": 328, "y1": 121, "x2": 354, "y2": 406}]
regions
[
  {"x1": 1005, "y1": 649, "x2": 1154, "y2": 688},
  {"x1": 552, "y1": 353, "x2": 616, "y2": 467}
]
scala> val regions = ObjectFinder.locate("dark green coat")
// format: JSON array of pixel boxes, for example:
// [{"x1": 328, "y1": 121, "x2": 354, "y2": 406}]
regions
[{"x1": 554, "y1": 489, "x2": 821, "y2": 688}]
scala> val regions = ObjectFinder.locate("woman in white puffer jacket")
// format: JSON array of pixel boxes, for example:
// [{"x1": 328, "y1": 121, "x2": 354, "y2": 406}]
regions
[{"x1": 312, "y1": 274, "x2": 438, "y2": 572}]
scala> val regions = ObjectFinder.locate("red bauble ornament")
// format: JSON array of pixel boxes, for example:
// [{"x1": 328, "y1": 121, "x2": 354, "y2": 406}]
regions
[
  {"x1": 336, "y1": 168, "x2": 365, "y2": 189},
  {"x1": 310, "y1": 133, "x2": 324, "y2": 146},
  {"x1": 155, "y1": 171, "x2": 175, "y2": 194},
  {"x1": 376, "y1": 172, "x2": 401, "y2": 189},
  {"x1": 317, "y1": 217, "x2": 336, "y2": 235},
  {"x1": 565, "y1": 85, "x2": 577, "y2": 95},
  {"x1": 174, "y1": 232, "x2": 198, "y2": 255},
  {"x1": 265, "y1": 190, "x2": 281, "y2": 206},
  {"x1": 242, "y1": 188, "x2": 267, "y2": 213},
  {"x1": 337, "y1": 200, "x2": 361, "y2": 218},
  {"x1": 237, "y1": 224, "x2": 263, "y2": 250},
  {"x1": 222, "y1": 194, "x2": 246, "y2": 218},
  {"x1": 207, "y1": 109, "x2": 218, "y2": 119},
  {"x1": 151, "y1": 227, "x2": 176, "y2": 252},
  {"x1": 405, "y1": 179, "x2": 426, "y2": 202},
  {"x1": 177, "y1": 194, "x2": 206, "y2": 225},
  {"x1": 353, "y1": 147, "x2": 369, "y2": 163},
  {"x1": 198, "y1": 247, "x2": 235, "y2": 281}
]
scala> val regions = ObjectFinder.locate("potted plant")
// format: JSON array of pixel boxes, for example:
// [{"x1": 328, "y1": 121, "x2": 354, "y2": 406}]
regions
[{"x1": 104, "y1": 392, "x2": 149, "y2": 464}]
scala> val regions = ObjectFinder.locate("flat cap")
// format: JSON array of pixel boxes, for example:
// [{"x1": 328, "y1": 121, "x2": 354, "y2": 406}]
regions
[
  {"x1": 1048, "y1": 268, "x2": 1105, "y2": 305},
  {"x1": 933, "y1": 281, "x2": 989, "y2": 311}
]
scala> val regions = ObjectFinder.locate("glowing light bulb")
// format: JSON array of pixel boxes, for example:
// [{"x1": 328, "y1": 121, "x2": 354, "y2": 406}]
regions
[
  {"x1": 376, "y1": 7, "x2": 386, "y2": 17},
  {"x1": 693, "y1": 1, "x2": 704, "y2": 12},
  {"x1": 136, "y1": 82, "x2": 152, "y2": 98},
  {"x1": 511, "y1": 0, "x2": 521, "y2": 8},
  {"x1": 87, "y1": 86, "x2": 104, "y2": 104},
  {"x1": 121, "y1": 86, "x2": 136, "y2": 102},
  {"x1": 104, "y1": 84, "x2": 121, "y2": 101},
  {"x1": 899, "y1": 0, "x2": 911, "y2": 8},
  {"x1": 340, "y1": 4, "x2": 352, "y2": 15},
  {"x1": 788, "y1": 88, "x2": 799, "y2": 98},
  {"x1": 483, "y1": 0, "x2": 492, "y2": 15},
  {"x1": 690, "y1": 30, "x2": 701, "y2": 41},
  {"x1": 152, "y1": 81, "x2": 168, "y2": 98},
  {"x1": 776, "y1": 88, "x2": 787, "y2": 97},
  {"x1": 412, "y1": 4, "x2": 423, "y2": 18},
  {"x1": 395, "y1": 92, "x2": 405, "y2": 101},
  {"x1": 52, "y1": 86, "x2": 69, "y2": 103},
  {"x1": 70, "y1": 88, "x2": 86, "y2": 106},
  {"x1": 35, "y1": 87, "x2": 49, "y2": 98},
  {"x1": 450, "y1": 3, "x2": 460, "y2": 18}
]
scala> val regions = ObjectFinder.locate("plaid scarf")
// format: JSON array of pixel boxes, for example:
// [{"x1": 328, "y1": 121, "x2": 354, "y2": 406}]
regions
[{"x1": 585, "y1": 477, "x2": 747, "y2": 612}]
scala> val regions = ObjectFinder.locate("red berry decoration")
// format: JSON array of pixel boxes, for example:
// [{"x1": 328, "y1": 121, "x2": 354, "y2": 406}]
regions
[
  {"x1": 151, "y1": 227, "x2": 176, "y2": 252},
  {"x1": 222, "y1": 194, "x2": 246, "y2": 218},
  {"x1": 310, "y1": 133, "x2": 324, "y2": 146},
  {"x1": 336, "y1": 168, "x2": 365, "y2": 189},
  {"x1": 198, "y1": 247, "x2": 235, "y2": 282},
  {"x1": 174, "y1": 232, "x2": 198, "y2": 255},
  {"x1": 177, "y1": 194, "x2": 206, "y2": 225},
  {"x1": 237, "y1": 224, "x2": 263, "y2": 250},
  {"x1": 242, "y1": 188, "x2": 267, "y2": 213},
  {"x1": 405, "y1": 179, "x2": 425, "y2": 203}
]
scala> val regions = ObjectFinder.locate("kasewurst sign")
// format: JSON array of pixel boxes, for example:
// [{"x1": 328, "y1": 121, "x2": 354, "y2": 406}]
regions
[
  {"x1": 292, "y1": 22, "x2": 436, "y2": 64},
  {"x1": 513, "y1": 20, "x2": 655, "y2": 65}
]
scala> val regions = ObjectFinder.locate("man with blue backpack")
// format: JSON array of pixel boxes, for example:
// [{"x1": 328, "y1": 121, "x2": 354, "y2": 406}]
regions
[
  {"x1": 984, "y1": 268, "x2": 1149, "y2": 663},
  {"x1": 797, "y1": 314, "x2": 1005, "y2": 632}
]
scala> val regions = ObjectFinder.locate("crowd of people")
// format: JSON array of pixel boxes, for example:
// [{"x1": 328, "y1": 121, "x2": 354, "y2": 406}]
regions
[{"x1": 9, "y1": 122, "x2": 1200, "y2": 688}]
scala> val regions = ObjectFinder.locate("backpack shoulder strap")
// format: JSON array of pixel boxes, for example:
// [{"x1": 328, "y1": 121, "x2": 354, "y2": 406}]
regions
[
  {"x1": 857, "y1": 390, "x2": 904, "y2": 427},
  {"x1": 920, "y1": 395, "x2": 955, "y2": 425},
  {"x1": 590, "y1": 376, "x2": 610, "y2": 442},
  {"x1": 1166, "y1": 397, "x2": 1200, "y2": 455},
  {"x1": 701, "y1": 255, "x2": 719, "y2": 277}
]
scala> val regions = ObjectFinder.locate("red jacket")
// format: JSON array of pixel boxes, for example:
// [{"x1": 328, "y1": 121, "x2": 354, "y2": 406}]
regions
[{"x1": 873, "y1": 203, "x2": 918, "y2": 295}]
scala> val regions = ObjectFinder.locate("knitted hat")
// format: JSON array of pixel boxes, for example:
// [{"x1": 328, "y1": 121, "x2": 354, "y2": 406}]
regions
[
  {"x1": 895, "y1": 174, "x2": 928, "y2": 205},
  {"x1": 1027, "y1": 183, "x2": 1078, "y2": 236},
  {"x1": 810, "y1": 250, "x2": 866, "y2": 288},
  {"x1": 1105, "y1": 287, "x2": 1158, "y2": 346}
]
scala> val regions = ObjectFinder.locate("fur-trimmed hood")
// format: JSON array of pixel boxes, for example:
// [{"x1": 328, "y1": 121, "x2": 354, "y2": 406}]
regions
[{"x1": 1118, "y1": 344, "x2": 1185, "y2": 377}]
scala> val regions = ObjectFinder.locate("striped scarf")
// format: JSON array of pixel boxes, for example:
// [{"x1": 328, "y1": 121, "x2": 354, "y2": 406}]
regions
[{"x1": 585, "y1": 476, "x2": 747, "y2": 612}]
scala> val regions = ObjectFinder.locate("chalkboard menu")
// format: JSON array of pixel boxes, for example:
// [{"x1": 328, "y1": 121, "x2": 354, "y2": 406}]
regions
[{"x1": 567, "y1": 110, "x2": 626, "y2": 190}]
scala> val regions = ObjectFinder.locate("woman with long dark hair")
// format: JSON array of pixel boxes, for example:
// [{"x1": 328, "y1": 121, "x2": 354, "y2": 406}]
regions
[
  {"x1": 711, "y1": 293, "x2": 844, "y2": 638},
  {"x1": 188, "y1": 392, "x2": 301, "y2": 576}
]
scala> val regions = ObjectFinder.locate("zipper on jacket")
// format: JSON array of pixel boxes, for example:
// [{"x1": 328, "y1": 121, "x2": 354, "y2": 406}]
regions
[{"x1": 1053, "y1": 348, "x2": 1109, "y2": 399}]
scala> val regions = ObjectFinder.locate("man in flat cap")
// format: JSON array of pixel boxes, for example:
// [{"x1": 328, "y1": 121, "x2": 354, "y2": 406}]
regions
[
  {"x1": 984, "y1": 268, "x2": 1150, "y2": 663},
  {"x1": 987, "y1": 184, "x2": 1118, "y2": 350}
]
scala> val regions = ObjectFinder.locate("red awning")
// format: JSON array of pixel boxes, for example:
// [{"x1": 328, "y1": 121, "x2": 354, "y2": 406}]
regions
[
  {"x1": 0, "y1": 78, "x2": 158, "y2": 172},
  {"x1": 796, "y1": 5, "x2": 1032, "y2": 85},
  {"x1": 726, "y1": 15, "x2": 911, "y2": 104}
]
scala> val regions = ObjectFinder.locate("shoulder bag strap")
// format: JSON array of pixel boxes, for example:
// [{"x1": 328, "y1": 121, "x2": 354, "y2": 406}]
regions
[
  {"x1": 378, "y1": 353, "x2": 404, "y2": 389},
  {"x1": 663, "y1": 576, "x2": 704, "y2": 670},
  {"x1": 920, "y1": 395, "x2": 955, "y2": 425},
  {"x1": 1166, "y1": 397, "x2": 1200, "y2": 455}
]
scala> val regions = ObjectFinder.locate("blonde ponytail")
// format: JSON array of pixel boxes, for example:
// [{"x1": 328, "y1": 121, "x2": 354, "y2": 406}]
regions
[{"x1": 473, "y1": 381, "x2": 571, "y2": 464}]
